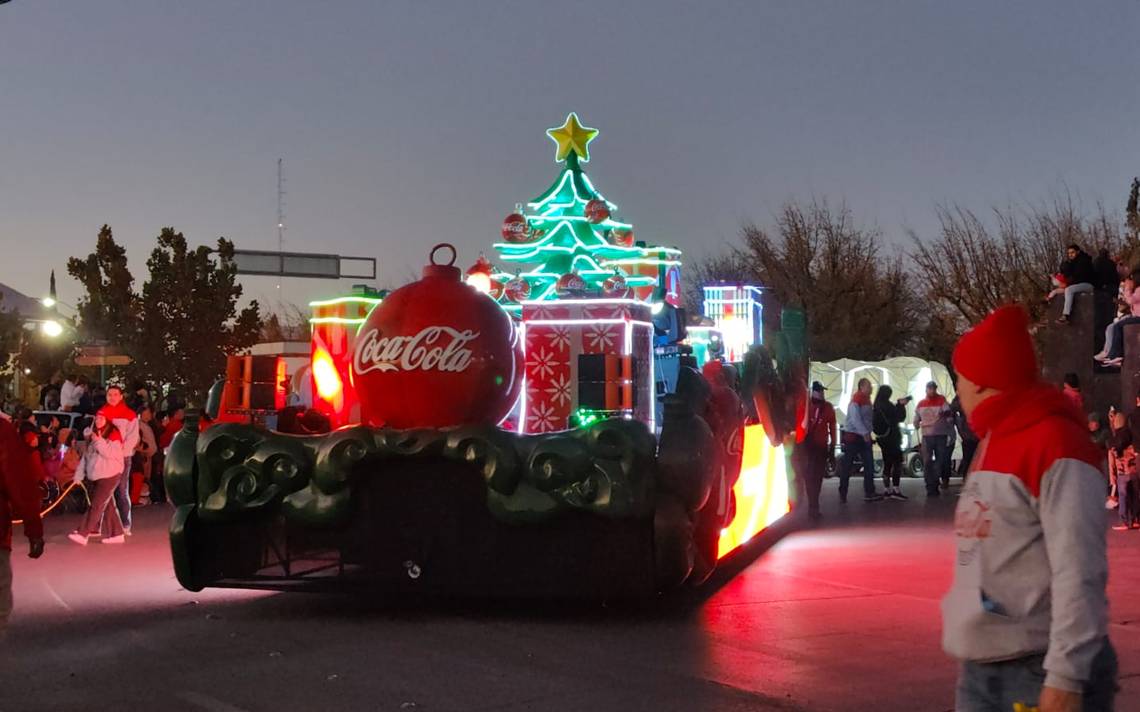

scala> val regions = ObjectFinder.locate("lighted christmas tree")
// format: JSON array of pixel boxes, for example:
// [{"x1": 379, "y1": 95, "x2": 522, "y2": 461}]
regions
[{"x1": 491, "y1": 113, "x2": 682, "y2": 310}]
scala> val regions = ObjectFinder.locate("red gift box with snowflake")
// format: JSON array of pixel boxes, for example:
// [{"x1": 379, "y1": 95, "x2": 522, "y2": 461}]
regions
[{"x1": 519, "y1": 299, "x2": 655, "y2": 434}]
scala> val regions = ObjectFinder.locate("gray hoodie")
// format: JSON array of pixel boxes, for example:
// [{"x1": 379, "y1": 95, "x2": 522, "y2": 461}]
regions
[{"x1": 940, "y1": 388, "x2": 1107, "y2": 693}]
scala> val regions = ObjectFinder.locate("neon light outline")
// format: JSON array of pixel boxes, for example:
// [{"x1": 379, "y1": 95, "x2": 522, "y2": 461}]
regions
[
  {"x1": 308, "y1": 296, "x2": 384, "y2": 308},
  {"x1": 517, "y1": 321, "x2": 528, "y2": 435}
]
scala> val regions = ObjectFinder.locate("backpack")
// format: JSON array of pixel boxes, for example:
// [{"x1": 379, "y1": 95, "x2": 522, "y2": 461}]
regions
[
  {"x1": 807, "y1": 401, "x2": 831, "y2": 448},
  {"x1": 872, "y1": 405, "x2": 891, "y2": 439}
]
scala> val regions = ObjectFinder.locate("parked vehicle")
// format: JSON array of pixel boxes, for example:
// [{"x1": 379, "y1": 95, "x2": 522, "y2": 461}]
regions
[
  {"x1": 824, "y1": 427, "x2": 960, "y2": 479},
  {"x1": 32, "y1": 410, "x2": 94, "y2": 443}
]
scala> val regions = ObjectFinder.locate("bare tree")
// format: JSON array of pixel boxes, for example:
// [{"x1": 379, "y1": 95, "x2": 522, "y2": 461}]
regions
[
  {"x1": 910, "y1": 196, "x2": 1129, "y2": 327},
  {"x1": 735, "y1": 200, "x2": 922, "y2": 362},
  {"x1": 261, "y1": 301, "x2": 312, "y2": 342}
]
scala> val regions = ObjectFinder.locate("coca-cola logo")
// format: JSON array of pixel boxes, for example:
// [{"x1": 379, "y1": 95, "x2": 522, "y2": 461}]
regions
[
  {"x1": 504, "y1": 221, "x2": 526, "y2": 235},
  {"x1": 355, "y1": 326, "x2": 480, "y2": 375}
]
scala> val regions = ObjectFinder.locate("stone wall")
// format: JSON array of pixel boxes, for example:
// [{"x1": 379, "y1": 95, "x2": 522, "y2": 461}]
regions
[{"x1": 1038, "y1": 291, "x2": 1120, "y2": 418}]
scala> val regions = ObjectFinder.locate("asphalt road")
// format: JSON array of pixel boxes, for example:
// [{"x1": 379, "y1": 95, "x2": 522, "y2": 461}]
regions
[{"x1": 3, "y1": 479, "x2": 1139, "y2": 712}]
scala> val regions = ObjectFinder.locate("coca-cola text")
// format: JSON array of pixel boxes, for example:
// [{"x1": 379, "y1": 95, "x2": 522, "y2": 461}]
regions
[{"x1": 354, "y1": 326, "x2": 480, "y2": 375}]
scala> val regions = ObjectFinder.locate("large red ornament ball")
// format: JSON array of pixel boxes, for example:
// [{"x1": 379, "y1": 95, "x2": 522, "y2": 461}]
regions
[
  {"x1": 504, "y1": 275, "x2": 531, "y2": 302},
  {"x1": 584, "y1": 199, "x2": 610, "y2": 224},
  {"x1": 602, "y1": 273, "x2": 630, "y2": 298},
  {"x1": 555, "y1": 272, "x2": 588, "y2": 297},
  {"x1": 610, "y1": 228, "x2": 635, "y2": 247},
  {"x1": 353, "y1": 243, "x2": 524, "y2": 429},
  {"x1": 501, "y1": 212, "x2": 530, "y2": 243}
]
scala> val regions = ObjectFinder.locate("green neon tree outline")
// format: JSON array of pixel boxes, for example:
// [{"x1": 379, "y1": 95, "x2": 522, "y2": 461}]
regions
[{"x1": 492, "y1": 113, "x2": 680, "y2": 307}]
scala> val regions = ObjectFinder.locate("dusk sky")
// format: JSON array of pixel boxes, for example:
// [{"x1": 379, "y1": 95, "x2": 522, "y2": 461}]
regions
[{"x1": 2, "y1": 1, "x2": 1137, "y2": 315}]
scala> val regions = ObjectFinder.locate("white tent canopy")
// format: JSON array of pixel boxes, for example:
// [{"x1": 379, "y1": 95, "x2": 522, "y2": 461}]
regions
[{"x1": 811, "y1": 357, "x2": 955, "y2": 421}]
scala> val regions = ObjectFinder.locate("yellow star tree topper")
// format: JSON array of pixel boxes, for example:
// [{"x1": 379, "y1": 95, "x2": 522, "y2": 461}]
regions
[{"x1": 546, "y1": 112, "x2": 599, "y2": 163}]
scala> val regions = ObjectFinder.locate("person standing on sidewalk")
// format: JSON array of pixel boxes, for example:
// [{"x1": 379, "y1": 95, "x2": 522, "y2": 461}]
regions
[
  {"x1": 795, "y1": 381, "x2": 837, "y2": 520},
  {"x1": 1, "y1": 418, "x2": 46, "y2": 635},
  {"x1": 951, "y1": 395, "x2": 980, "y2": 481},
  {"x1": 838, "y1": 378, "x2": 882, "y2": 503},
  {"x1": 100, "y1": 385, "x2": 139, "y2": 535},
  {"x1": 67, "y1": 414, "x2": 127, "y2": 546},
  {"x1": 873, "y1": 385, "x2": 911, "y2": 500},
  {"x1": 944, "y1": 305, "x2": 1116, "y2": 712},
  {"x1": 915, "y1": 381, "x2": 954, "y2": 497}
]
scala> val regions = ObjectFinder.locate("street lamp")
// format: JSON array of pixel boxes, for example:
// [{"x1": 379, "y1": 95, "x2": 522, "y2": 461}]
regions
[
  {"x1": 40, "y1": 319, "x2": 64, "y2": 338},
  {"x1": 12, "y1": 316, "x2": 74, "y2": 401}
]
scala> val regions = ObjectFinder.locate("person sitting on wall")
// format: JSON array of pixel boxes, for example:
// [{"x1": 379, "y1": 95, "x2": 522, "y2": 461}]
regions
[
  {"x1": 1093, "y1": 248, "x2": 1121, "y2": 295},
  {"x1": 1097, "y1": 271, "x2": 1140, "y2": 367},
  {"x1": 1094, "y1": 272, "x2": 1139, "y2": 366},
  {"x1": 1052, "y1": 243, "x2": 1096, "y2": 325}
]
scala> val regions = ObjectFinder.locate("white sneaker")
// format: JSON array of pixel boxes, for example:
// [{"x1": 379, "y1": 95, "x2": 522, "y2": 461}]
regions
[
  {"x1": 102, "y1": 535, "x2": 126, "y2": 544},
  {"x1": 68, "y1": 532, "x2": 88, "y2": 546}
]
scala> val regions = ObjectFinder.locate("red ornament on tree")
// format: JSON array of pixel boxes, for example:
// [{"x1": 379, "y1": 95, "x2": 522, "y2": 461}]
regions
[
  {"x1": 603, "y1": 273, "x2": 630, "y2": 298},
  {"x1": 501, "y1": 212, "x2": 530, "y2": 243},
  {"x1": 555, "y1": 272, "x2": 588, "y2": 297},
  {"x1": 584, "y1": 199, "x2": 610, "y2": 224},
  {"x1": 504, "y1": 274, "x2": 531, "y2": 302},
  {"x1": 465, "y1": 253, "x2": 495, "y2": 294},
  {"x1": 610, "y1": 228, "x2": 634, "y2": 247},
  {"x1": 489, "y1": 279, "x2": 505, "y2": 301},
  {"x1": 352, "y1": 243, "x2": 524, "y2": 429}
]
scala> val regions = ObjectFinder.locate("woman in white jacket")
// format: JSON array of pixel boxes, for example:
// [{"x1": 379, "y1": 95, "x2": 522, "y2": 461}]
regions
[{"x1": 67, "y1": 415, "x2": 127, "y2": 545}]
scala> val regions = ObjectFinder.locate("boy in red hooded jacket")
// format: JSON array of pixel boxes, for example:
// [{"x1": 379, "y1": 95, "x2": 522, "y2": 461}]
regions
[
  {"x1": 944, "y1": 305, "x2": 1115, "y2": 711},
  {"x1": 1, "y1": 417, "x2": 46, "y2": 635}
]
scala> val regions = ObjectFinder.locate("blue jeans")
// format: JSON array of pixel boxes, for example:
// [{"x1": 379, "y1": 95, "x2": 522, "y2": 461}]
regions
[
  {"x1": 1107, "y1": 315, "x2": 1140, "y2": 359},
  {"x1": 1062, "y1": 282, "x2": 1094, "y2": 317},
  {"x1": 114, "y1": 456, "x2": 132, "y2": 530},
  {"x1": 838, "y1": 437, "x2": 876, "y2": 497},
  {"x1": 923, "y1": 435, "x2": 952, "y2": 492},
  {"x1": 1118, "y1": 475, "x2": 1138, "y2": 526},
  {"x1": 955, "y1": 640, "x2": 1117, "y2": 711}
]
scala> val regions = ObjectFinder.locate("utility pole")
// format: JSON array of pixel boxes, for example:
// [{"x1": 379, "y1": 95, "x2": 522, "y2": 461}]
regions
[{"x1": 277, "y1": 158, "x2": 286, "y2": 290}]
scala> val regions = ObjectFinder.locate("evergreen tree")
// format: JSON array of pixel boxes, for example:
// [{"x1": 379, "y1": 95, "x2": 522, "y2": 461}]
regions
[
  {"x1": 66, "y1": 224, "x2": 138, "y2": 348},
  {"x1": 136, "y1": 229, "x2": 262, "y2": 402},
  {"x1": 0, "y1": 294, "x2": 23, "y2": 393},
  {"x1": 491, "y1": 113, "x2": 680, "y2": 308}
]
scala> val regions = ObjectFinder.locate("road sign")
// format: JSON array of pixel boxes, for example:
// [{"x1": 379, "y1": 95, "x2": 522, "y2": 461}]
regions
[
  {"x1": 75, "y1": 344, "x2": 132, "y2": 367},
  {"x1": 232, "y1": 250, "x2": 376, "y2": 280},
  {"x1": 75, "y1": 354, "x2": 132, "y2": 367}
]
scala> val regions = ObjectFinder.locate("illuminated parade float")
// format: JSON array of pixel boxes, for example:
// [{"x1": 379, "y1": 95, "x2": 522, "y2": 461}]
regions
[{"x1": 167, "y1": 115, "x2": 801, "y2": 597}]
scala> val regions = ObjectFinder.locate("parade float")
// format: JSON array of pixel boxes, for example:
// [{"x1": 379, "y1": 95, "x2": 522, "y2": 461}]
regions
[{"x1": 166, "y1": 115, "x2": 803, "y2": 597}]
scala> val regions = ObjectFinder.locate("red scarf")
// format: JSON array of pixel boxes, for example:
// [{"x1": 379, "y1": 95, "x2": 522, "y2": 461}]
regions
[
  {"x1": 851, "y1": 390, "x2": 871, "y2": 407},
  {"x1": 99, "y1": 401, "x2": 137, "y2": 422},
  {"x1": 967, "y1": 382, "x2": 1084, "y2": 440}
]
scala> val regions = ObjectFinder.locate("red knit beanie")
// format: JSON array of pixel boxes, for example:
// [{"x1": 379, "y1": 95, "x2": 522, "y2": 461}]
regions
[{"x1": 952, "y1": 305, "x2": 1038, "y2": 390}]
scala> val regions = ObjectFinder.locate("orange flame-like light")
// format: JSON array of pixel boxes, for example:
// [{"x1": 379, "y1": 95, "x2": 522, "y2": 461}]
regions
[
  {"x1": 717, "y1": 423, "x2": 791, "y2": 559},
  {"x1": 312, "y1": 344, "x2": 343, "y2": 401}
]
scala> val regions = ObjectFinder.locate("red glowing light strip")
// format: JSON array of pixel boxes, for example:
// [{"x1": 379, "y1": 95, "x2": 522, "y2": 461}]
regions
[{"x1": 716, "y1": 424, "x2": 790, "y2": 559}]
